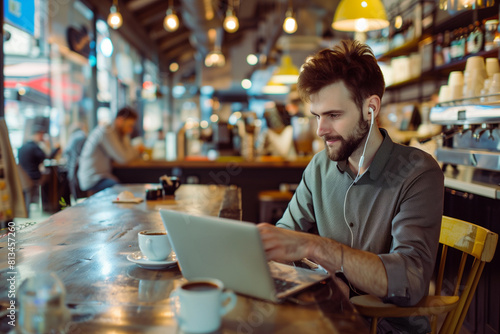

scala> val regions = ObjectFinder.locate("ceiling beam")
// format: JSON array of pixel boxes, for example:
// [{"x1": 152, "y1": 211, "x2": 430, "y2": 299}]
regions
[{"x1": 83, "y1": 0, "x2": 160, "y2": 63}]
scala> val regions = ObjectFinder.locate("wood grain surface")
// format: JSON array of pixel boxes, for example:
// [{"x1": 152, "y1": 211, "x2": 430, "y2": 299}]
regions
[{"x1": 0, "y1": 184, "x2": 368, "y2": 333}]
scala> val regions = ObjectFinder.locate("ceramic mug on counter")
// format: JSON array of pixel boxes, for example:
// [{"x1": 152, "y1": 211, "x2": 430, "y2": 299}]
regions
[
  {"x1": 160, "y1": 176, "x2": 181, "y2": 196},
  {"x1": 170, "y1": 278, "x2": 237, "y2": 333},
  {"x1": 138, "y1": 230, "x2": 172, "y2": 261}
]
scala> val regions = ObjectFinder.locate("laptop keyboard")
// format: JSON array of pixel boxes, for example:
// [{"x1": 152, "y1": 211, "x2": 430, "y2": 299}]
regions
[{"x1": 273, "y1": 277, "x2": 300, "y2": 293}]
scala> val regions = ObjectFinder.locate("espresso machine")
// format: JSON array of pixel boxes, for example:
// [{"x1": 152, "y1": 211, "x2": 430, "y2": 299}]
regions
[{"x1": 430, "y1": 100, "x2": 500, "y2": 184}]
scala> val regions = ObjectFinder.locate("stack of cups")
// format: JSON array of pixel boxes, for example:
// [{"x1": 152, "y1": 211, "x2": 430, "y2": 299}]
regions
[
  {"x1": 488, "y1": 72, "x2": 500, "y2": 102},
  {"x1": 485, "y1": 58, "x2": 500, "y2": 102},
  {"x1": 485, "y1": 58, "x2": 500, "y2": 78},
  {"x1": 438, "y1": 85, "x2": 451, "y2": 103},
  {"x1": 463, "y1": 56, "x2": 487, "y2": 102},
  {"x1": 448, "y1": 71, "x2": 464, "y2": 102}
]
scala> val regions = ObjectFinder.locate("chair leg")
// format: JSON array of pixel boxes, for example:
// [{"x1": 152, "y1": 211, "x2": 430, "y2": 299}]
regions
[
  {"x1": 370, "y1": 317, "x2": 378, "y2": 334},
  {"x1": 430, "y1": 314, "x2": 437, "y2": 334}
]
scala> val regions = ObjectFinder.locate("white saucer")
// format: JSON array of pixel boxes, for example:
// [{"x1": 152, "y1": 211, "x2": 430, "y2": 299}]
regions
[{"x1": 127, "y1": 251, "x2": 177, "y2": 270}]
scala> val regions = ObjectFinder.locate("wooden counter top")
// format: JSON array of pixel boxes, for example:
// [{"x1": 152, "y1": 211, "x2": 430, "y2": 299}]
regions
[
  {"x1": 114, "y1": 157, "x2": 312, "y2": 169},
  {"x1": 0, "y1": 184, "x2": 368, "y2": 333}
]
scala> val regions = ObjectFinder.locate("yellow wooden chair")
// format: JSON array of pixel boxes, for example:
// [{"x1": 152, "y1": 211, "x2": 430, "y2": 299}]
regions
[{"x1": 350, "y1": 216, "x2": 498, "y2": 334}]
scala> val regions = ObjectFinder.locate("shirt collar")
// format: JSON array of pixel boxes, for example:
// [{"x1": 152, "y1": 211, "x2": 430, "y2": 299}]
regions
[{"x1": 336, "y1": 128, "x2": 394, "y2": 181}]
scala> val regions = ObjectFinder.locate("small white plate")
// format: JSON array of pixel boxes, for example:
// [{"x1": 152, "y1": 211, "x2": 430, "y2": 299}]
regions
[{"x1": 127, "y1": 251, "x2": 177, "y2": 270}]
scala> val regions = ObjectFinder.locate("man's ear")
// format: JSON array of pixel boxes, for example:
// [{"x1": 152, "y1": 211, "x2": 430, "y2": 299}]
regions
[{"x1": 365, "y1": 95, "x2": 381, "y2": 120}]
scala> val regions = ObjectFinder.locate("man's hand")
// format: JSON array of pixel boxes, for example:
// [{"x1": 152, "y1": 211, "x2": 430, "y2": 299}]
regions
[
  {"x1": 257, "y1": 223, "x2": 316, "y2": 262},
  {"x1": 258, "y1": 223, "x2": 388, "y2": 297}
]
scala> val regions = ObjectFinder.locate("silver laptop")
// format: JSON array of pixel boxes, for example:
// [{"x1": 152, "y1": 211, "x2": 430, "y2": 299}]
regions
[{"x1": 160, "y1": 209, "x2": 330, "y2": 302}]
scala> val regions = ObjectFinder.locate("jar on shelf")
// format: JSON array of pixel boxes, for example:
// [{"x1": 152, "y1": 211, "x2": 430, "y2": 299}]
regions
[{"x1": 484, "y1": 19, "x2": 499, "y2": 51}]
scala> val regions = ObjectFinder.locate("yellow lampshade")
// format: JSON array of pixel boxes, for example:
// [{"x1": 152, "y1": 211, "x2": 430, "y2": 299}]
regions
[
  {"x1": 271, "y1": 55, "x2": 299, "y2": 84},
  {"x1": 332, "y1": 0, "x2": 389, "y2": 32},
  {"x1": 262, "y1": 78, "x2": 291, "y2": 95}
]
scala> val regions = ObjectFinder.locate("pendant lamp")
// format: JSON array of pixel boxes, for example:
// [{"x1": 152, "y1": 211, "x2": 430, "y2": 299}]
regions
[
  {"x1": 271, "y1": 54, "x2": 299, "y2": 84},
  {"x1": 332, "y1": 0, "x2": 389, "y2": 32}
]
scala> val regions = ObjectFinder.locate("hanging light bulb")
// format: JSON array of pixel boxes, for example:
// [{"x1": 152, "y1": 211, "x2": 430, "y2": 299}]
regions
[
  {"x1": 107, "y1": 0, "x2": 123, "y2": 30},
  {"x1": 283, "y1": 6, "x2": 297, "y2": 34},
  {"x1": 164, "y1": 0, "x2": 179, "y2": 32},
  {"x1": 223, "y1": 7, "x2": 239, "y2": 33},
  {"x1": 205, "y1": 48, "x2": 226, "y2": 67}
]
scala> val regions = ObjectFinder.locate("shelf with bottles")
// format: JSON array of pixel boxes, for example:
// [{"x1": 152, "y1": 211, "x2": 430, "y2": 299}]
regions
[
  {"x1": 377, "y1": 35, "x2": 431, "y2": 62},
  {"x1": 384, "y1": 70, "x2": 436, "y2": 90},
  {"x1": 382, "y1": 6, "x2": 499, "y2": 96},
  {"x1": 434, "y1": 48, "x2": 499, "y2": 75},
  {"x1": 375, "y1": 1, "x2": 435, "y2": 62}
]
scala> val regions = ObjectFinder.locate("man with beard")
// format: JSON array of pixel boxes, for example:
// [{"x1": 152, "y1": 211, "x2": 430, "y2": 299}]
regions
[{"x1": 258, "y1": 40, "x2": 444, "y2": 333}]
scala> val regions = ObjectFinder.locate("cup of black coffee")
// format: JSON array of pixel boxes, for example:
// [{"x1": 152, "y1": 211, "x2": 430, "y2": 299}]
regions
[
  {"x1": 160, "y1": 176, "x2": 181, "y2": 196},
  {"x1": 170, "y1": 278, "x2": 236, "y2": 333}
]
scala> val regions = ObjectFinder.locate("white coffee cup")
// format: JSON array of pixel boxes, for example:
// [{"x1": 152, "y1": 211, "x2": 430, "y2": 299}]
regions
[
  {"x1": 138, "y1": 230, "x2": 172, "y2": 261},
  {"x1": 448, "y1": 71, "x2": 464, "y2": 86},
  {"x1": 170, "y1": 278, "x2": 237, "y2": 333},
  {"x1": 485, "y1": 58, "x2": 500, "y2": 78},
  {"x1": 438, "y1": 85, "x2": 451, "y2": 103}
]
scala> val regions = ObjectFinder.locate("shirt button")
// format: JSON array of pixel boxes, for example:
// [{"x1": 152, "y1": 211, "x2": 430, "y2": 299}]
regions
[{"x1": 349, "y1": 222, "x2": 354, "y2": 227}]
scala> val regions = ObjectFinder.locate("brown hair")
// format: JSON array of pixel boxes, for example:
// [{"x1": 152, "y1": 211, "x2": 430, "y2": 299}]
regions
[
  {"x1": 116, "y1": 106, "x2": 138, "y2": 120},
  {"x1": 297, "y1": 40, "x2": 385, "y2": 112}
]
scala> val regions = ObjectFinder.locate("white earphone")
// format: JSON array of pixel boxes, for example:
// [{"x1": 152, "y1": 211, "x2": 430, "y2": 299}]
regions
[
  {"x1": 344, "y1": 106, "x2": 376, "y2": 249},
  {"x1": 357, "y1": 107, "x2": 374, "y2": 171}
]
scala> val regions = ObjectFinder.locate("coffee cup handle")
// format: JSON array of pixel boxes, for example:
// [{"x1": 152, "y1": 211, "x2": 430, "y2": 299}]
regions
[{"x1": 220, "y1": 290, "x2": 237, "y2": 316}]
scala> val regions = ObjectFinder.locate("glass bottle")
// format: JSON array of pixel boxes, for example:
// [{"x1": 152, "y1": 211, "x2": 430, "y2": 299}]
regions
[
  {"x1": 18, "y1": 273, "x2": 71, "y2": 334},
  {"x1": 484, "y1": 19, "x2": 499, "y2": 51},
  {"x1": 458, "y1": 27, "x2": 467, "y2": 59},
  {"x1": 443, "y1": 30, "x2": 451, "y2": 64},
  {"x1": 450, "y1": 29, "x2": 458, "y2": 61},
  {"x1": 434, "y1": 33, "x2": 445, "y2": 67},
  {"x1": 467, "y1": 21, "x2": 484, "y2": 55}
]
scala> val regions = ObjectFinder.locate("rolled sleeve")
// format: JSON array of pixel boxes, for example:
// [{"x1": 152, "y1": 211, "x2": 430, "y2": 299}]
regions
[{"x1": 379, "y1": 167, "x2": 444, "y2": 306}]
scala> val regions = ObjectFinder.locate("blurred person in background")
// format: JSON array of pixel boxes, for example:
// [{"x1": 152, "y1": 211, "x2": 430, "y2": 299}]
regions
[
  {"x1": 18, "y1": 123, "x2": 61, "y2": 211},
  {"x1": 63, "y1": 119, "x2": 89, "y2": 200},
  {"x1": 77, "y1": 107, "x2": 144, "y2": 193},
  {"x1": 18, "y1": 124, "x2": 61, "y2": 183}
]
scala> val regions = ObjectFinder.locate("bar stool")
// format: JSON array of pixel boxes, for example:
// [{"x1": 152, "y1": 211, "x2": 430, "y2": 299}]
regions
[{"x1": 258, "y1": 190, "x2": 293, "y2": 224}]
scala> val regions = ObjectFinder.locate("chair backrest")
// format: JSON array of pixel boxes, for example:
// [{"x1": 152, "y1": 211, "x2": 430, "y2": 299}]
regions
[
  {"x1": 17, "y1": 164, "x2": 34, "y2": 191},
  {"x1": 436, "y1": 216, "x2": 498, "y2": 334},
  {"x1": 68, "y1": 162, "x2": 88, "y2": 200}
]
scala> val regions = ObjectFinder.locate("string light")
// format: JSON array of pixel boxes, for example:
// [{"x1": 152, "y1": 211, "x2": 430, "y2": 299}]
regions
[
  {"x1": 282, "y1": 4, "x2": 297, "y2": 34},
  {"x1": 164, "y1": 0, "x2": 179, "y2": 32},
  {"x1": 107, "y1": 0, "x2": 123, "y2": 30},
  {"x1": 223, "y1": 5, "x2": 239, "y2": 33},
  {"x1": 205, "y1": 48, "x2": 225, "y2": 67}
]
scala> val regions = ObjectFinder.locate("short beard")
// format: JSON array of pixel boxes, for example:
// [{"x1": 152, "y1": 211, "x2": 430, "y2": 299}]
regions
[{"x1": 323, "y1": 116, "x2": 370, "y2": 162}]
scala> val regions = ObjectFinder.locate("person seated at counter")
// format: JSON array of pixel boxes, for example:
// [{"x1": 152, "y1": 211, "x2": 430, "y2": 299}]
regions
[
  {"x1": 63, "y1": 120, "x2": 88, "y2": 199},
  {"x1": 18, "y1": 123, "x2": 61, "y2": 211},
  {"x1": 77, "y1": 107, "x2": 144, "y2": 193},
  {"x1": 258, "y1": 40, "x2": 444, "y2": 334},
  {"x1": 18, "y1": 124, "x2": 61, "y2": 182}
]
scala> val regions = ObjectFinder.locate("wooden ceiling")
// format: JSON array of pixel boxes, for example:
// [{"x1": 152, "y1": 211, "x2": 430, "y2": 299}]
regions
[{"x1": 86, "y1": 0, "x2": 341, "y2": 79}]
